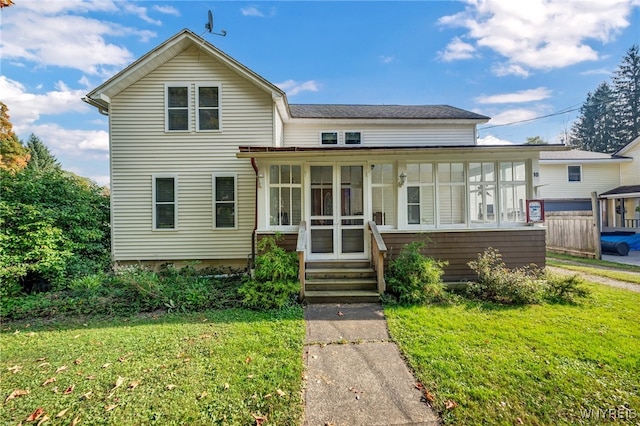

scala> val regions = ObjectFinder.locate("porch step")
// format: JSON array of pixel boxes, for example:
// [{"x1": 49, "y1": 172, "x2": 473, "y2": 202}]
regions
[
  {"x1": 306, "y1": 278, "x2": 378, "y2": 291},
  {"x1": 304, "y1": 290, "x2": 380, "y2": 304},
  {"x1": 303, "y1": 260, "x2": 379, "y2": 300}
]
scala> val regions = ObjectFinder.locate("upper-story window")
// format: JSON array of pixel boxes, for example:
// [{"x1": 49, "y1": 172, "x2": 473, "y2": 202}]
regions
[
  {"x1": 345, "y1": 132, "x2": 361, "y2": 145},
  {"x1": 165, "y1": 83, "x2": 221, "y2": 132},
  {"x1": 321, "y1": 132, "x2": 338, "y2": 145},
  {"x1": 197, "y1": 85, "x2": 220, "y2": 131},
  {"x1": 320, "y1": 131, "x2": 362, "y2": 145},
  {"x1": 166, "y1": 86, "x2": 189, "y2": 131},
  {"x1": 567, "y1": 165, "x2": 582, "y2": 182}
]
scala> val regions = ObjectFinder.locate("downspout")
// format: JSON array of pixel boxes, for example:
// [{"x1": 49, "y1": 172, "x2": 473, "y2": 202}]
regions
[{"x1": 251, "y1": 157, "x2": 259, "y2": 271}]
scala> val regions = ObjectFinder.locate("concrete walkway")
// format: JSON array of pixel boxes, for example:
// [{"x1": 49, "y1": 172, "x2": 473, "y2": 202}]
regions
[{"x1": 303, "y1": 303, "x2": 439, "y2": 426}]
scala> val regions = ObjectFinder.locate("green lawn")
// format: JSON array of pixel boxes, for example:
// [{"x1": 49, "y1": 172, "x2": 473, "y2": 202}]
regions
[
  {"x1": 385, "y1": 284, "x2": 640, "y2": 425},
  {"x1": 1, "y1": 308, "x2": 305, "y2": 425}
]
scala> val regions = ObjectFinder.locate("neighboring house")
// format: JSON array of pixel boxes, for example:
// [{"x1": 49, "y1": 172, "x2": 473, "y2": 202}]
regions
[
  {"x1": 85, "y1": 29, "x2": 558, "y2": 299},
  {"x1": 539, "y1": 137, "x2": 640, "y2": 231}
]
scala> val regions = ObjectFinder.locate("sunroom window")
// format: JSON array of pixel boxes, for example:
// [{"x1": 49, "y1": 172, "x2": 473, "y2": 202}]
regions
[
  {"x1": 371, "y1": 163, "x2": 395, "y2": 226},
  {"x1": 406, "y1": 163, "x2": 434, "y2": 225},
  {"x1": 499, "y1": 161, "x2": 527, "y2": 223},
  {"x1": 438, "y1": 163, "x2": 465, "y2": 225},
  {"x1": 269, "y1": 165, "x2": 302, "y2": 227},
  {"x1": 469, "y1": 162, "x2": 496, "y2": 224}
]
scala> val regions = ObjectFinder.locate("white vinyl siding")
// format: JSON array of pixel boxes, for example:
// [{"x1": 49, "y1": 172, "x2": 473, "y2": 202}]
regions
[
  {"x1": 285, "y1": 123, "x2": 476, "y2": 147},
  {"x1": 538, "y1": 163, "x2": 622, "y2": 199},
  {"x1": 620, "y1": 141, "x2": 640, "y2": 185},
  {"x1": 110, "y1": 45, "x2": 273, "y2": 261}
]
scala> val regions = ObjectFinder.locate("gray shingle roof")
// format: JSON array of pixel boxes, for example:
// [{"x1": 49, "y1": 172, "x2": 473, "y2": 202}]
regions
[
  {"x1": 600, "y1": 185, "x2": 640, "y2": 196},
  {"x1": 289, "y1": 104, "x2": 489, "y2": 120},
  {"x1": 539, "y1": 149, "x2": 626, "y2": 160}
]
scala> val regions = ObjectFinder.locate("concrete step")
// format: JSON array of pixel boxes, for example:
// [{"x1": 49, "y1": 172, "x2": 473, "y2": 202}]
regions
[
  {"x1": 305, "y1": 278, "x2": 378, "y2": 291},
  {"x1": 304, "y1": 290, "x2": 380, "y2": 304}
]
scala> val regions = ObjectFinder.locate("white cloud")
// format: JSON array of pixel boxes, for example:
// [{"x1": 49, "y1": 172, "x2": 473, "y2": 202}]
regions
[
  {"x1": 153, "y1": 5, "x2": 180, "y2": 17},
  {"x1": 0, "y1": 1, "x2": 156, "y2": 76},
  {"x1": 0, "y1": 76, "x2": 89, "y2": 132},
  {"x1": 439, "y1": 0, "x2": 638, "y2": 75},
  {"x1": 580, "y1": 67, "x2": 612, "y2": 76},
  {"x1": 276, "y1": 80, "x2": 319, "y2": 96},
  {"x1": 379, "y1": 55, "x2": 395, "y2": 64},
  {"x1": 31, "y1": 123, "x2": 109, "y2": 156},
  {"x1": 475, "y1": 87, "x2": 552, "y2": 104},
  {"x1": 438, "y1": 37, "x2": 476, "y2": 62},
  {"x1": 486, "y1": 108, "x2": 544, "y2": 126},
  {"x1": 123, "y1": 3, "x2": 162, "y2": 25},
  {"x1": 491, "y1": 63, "x2": 529, "y2": 78},
  {"x1": 241, "y1": 6, "x2": 265, "y2": 17},
  {"x1": 477, "y1": 134, "x2": 516, "y2": 145}
]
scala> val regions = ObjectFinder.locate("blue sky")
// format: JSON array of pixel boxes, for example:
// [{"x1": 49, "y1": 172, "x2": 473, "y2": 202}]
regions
[{"x1": 1, "y1": 0, "x2": 639, "y2": 186}]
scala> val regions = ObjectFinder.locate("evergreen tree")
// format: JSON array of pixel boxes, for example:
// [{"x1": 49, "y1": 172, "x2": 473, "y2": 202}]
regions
[
  {"x1": 612, "y1": 44, "x2": 640, "y2": 147},
  {"x1": 571, "y1": 82, "x2": 618, "y2": 152},
  {"x1": 0, "y1": 102, "x2": 29, "y2": 173},
  {"x1": 26, "y1": 134, "x2": 60, "y2": 172}
]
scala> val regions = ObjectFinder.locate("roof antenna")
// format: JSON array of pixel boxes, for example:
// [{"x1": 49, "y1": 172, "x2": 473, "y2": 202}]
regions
[{"x1": 204, "y1": 10, "x2": 227, "y2": 36}]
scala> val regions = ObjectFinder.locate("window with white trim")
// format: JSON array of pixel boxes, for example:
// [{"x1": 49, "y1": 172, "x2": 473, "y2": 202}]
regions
[
  {"x1": 469, "y1": 162, "x2": 496, "y2": 224},
  {"x1": 196, "y1": 85, "x2": 220, "y2": 131},
  {"x1": 371, "y1": 163, "x2": 395, "y2": 226},
  {"x1": 166, "y1": 85, "x2": 189, "y2": 131},
  {"x1": 499, "y1": 161, "x2": 527, "y2": 223},
  {"x1": 213, "y1": 174, "x2": 236, "y2": 228},
  {"x1": 567, "y1": 165, "x2": 581, "y2": 182},
  {"x1": 269, "y1": 164, "x2": 302, "y2": 227},
  {"x1": 320, "y1": 131, "x2": 338, "y2": 145},
  {"x1": 153, "y1": 176, "x2": 177, "y2": 230},
  {"x1": 406, "y1": 163, "x2": 435, "y2": 225},
  {"x1": 438, "y1": 162, "x2": 465, "y2": 225},
  {"x1": 345, "y1": 131, "x2": 361, "y2": 145}
]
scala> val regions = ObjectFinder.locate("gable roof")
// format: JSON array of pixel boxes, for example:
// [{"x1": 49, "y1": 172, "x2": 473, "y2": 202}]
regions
[
  {"x1": 289, "y1": 104, "x2": 488, "y2": 121},
  {"x1": 600, "y1": 185, "x2": 640, "y2": 197},
  {"x1": 539, "y1": 149, "x2": 631, "y2": 163},
  {"x1": 84, "y1": 28, "x2": 288, "y2": 116},
  {"x1": 614, "y1": 135, "x2": 640, "y2": 156}
]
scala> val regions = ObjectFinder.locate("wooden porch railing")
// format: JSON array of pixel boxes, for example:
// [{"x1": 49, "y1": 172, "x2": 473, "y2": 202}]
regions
[
  {"x1": 624, "y1": 218, "x2": 640, "y2": 228},
  {"x1": 296, "y1": 221, "x2": 307, "y2": 301},
  {"x1": 368, "y1": 221, "x2": 387, "y2": 294}
]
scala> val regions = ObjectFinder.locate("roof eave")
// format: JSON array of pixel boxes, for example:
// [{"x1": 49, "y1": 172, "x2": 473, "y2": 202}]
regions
[{"x1": 287, "y1": 117, "x2": 490, "y2": 125}]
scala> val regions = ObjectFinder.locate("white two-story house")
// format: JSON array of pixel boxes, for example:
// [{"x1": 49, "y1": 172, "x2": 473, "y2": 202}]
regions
[{"x1": 85, "y1": 29, "x2": 558, "y2": 300}]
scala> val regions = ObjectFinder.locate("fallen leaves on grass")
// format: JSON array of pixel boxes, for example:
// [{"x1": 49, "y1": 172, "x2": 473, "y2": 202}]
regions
[
  {"x1": 445, "y1": 399, "x2": 458, "y2": 410},
  {"x1": 36, "y1": 414, "x2": 50, "y2": 426},
  {"x1": 276, "y1": 389, "x2": 286, "y2": 397},
  {"x1": 197, "y1": 391, "x2": 208, "y2": 400},
  {"x1": 63, "y1": 385, "x2": 75, "y2": 395},
  {"x1": 128, "y1": 380, "x2": 140, "y2": 390},
  {"x1": 55, "y1": 365, "x2": 67, "y2": 374},
  {"x1": 5, "y1": 389, "x2": 29, "y2": 402},
  {"x1": 166, "y1": 384, "x2": 177, "y2": 390},
  {"x1": 7, "y1": 365, "x2": 22, "y2": 374},
  {"x1": 70, "y1": 415, "x2": 81, "y2": 425},
  {"x1": 105, "y1": 404, "x2": 118, "y2": 412},
  {"x1": 252, "y1": 414, "x2": 267, "y2": 425},
  {"x1": 42, "y1": 377, "x2": 56, "y2": 386},
  {"x1": 55, "y1": 408, "x2": 70, "y2": 418},
  {"x1": 26, "y1": 407, "x2": 44, "y2": 421},
  {"x1": 111, "y1": 376, "x2": 124, "y2": 392}
]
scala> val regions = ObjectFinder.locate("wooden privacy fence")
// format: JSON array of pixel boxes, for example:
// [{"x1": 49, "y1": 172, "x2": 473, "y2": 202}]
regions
[{"x1": 545, "y1": 211, "x2": 600, "y2": 258}]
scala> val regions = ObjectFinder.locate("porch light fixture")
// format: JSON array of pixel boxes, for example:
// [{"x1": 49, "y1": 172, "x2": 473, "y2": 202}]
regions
[
  {"x1": 258, "y1": 173, "x2": 264, "y2": 188},
  {"x1": 399, "y1": 171, "x2": 407, "y2": 187}
]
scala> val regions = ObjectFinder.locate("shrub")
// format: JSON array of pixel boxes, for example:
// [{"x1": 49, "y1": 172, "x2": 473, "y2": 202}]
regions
[
  {"x1": 386, "y1": 241, "x2": 449, "y2": 305},
  {"x1": 467, "y1": 247, "x2": 546, "y2": 305},
  {"x1": 544, "y1": 272, "x2": 590, "y2": 303},
  {"x1": 238, "y1": 235, "x2": 299, "y2": 310},
  {"x1": 466, "y1": 248, "x2": 546, "y2": 305}
]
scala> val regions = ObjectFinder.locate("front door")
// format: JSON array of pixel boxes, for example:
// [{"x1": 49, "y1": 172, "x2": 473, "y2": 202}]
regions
[{"x1": 308, "y1": 164, "x2": 367, "y2": 259}]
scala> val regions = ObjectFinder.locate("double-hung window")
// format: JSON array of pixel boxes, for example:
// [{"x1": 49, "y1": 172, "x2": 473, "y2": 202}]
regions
[
  {"x1": 469, "y1": 162, "x2": 496, "y2": 225},
  {"x1": 406, "y1": 163, "x2": 435, "y2": 225},
  {"x1": 196, "y1": 85, "x2": 220, "y2": 131},
  {"x1": 371, "y1": 163, "x2": 395, "y2": 226},
  {"x1": 213, "y1": 174, "x2": 236, "y2": 228},
  {"x1": 153, "y1": 175, "x2": 177, "y2": 229},
  {"x1": 567, "y1": 165, "x2": 581, "y2": 182},
  {"x1": 499, "y1": 161, "x2": 527, "y2": 223},
  {"x1": 166, "y1": 85, "x2": 189, "y2": 131},
  {"x1": 269, "y1": 165, "x2": 302, "y2": 227},
  {"x1": 438, "y1": 163, "x2": 465, "y2": 225}
]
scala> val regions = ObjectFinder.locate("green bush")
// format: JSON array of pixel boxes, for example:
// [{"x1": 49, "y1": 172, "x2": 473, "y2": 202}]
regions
[
  {"x1": 466, "y1": 248, "x2": 546, "y2": 305},
  {"x1": 386, "y1": 241, "x2": 449, "y2": 305},
  {"x1": 544, "y1": 272, "x2": 590, "y2": 303},
  {"x1": 239, "y1": 235, "x2": 300, "y2": 310}
]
